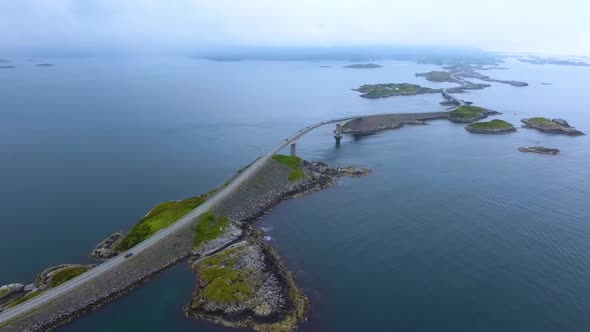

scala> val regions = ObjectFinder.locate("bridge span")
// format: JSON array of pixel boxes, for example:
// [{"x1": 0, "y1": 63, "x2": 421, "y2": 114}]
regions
[{"x1": 0, "y1": 94, "x2": 464, "y2": 326}]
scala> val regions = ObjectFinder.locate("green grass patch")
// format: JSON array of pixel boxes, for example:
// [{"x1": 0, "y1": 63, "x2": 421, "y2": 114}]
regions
[
  {"x1": 272, "y1": 154, "x2": 304, "y2": 181},
  {"x1": 116, "y1": 195, "x2": 208, "y2": 251},
  {"x1": 7, "y1": 291, "x2": 42, "y2": 308},
  {"x1": 527, "y1": 117, "x2": 553, "y2": 125},
  {"x1": 0, "y1": 288, "x2": 9, "y2": 297},
  {"x1": 49, "y1": 266, "x2": 91, "y2": 288},
  {"x1": 201, "y1": 269, "x2": 253, "y2": 303},
  {"x1": 193, "y1": 211, "x2": 230, "y2": 248},
  {"x1": 196, "y1": 247, "x2": 254, "y2": 303},
  {"x1": 354, "y1": 83, "x2": 439, "y2": 98},
  {"x1": 416, "y1": 71, "x2": 455, "y2": 82},
  {"x1": 450, "y1": 105, "x2": 487, "y2": 119},
  {"x1": 468, "y1": 119, "x2": 514, "y2": 129}
]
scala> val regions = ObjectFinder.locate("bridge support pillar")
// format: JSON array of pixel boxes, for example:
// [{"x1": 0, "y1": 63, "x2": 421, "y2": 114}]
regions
[
  {"x1": 334, "y1": 123, "x2": 342, "y2": 145},
  {"x1": 290, "y1": 143, "x2": 296, "y2": 156}
]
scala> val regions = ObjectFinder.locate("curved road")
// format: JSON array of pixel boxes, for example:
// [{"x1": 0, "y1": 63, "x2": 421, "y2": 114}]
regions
[
  {"x1": 0, "y1": 77, "x2": 468, "y2": 323},
  {"x1": 0, "y1": 115, "x2": 362, "y2": 325}
]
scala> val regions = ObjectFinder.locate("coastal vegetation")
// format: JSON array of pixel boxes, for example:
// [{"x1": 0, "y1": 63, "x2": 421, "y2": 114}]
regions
[
  {"x1": 466, "y1": 119, "x2": 516, "y2": 133},
  {"x1": 272, "y1": 154, "x2": 304, "y2": 181},
  {"x1": 48, "y1": 266, "x2": 91, "y2": 288},
  {"x1": 467, "y1": 119, "x2": 514, "y2": 129},
  {"x1": 353, "y1": 83, "x2": 441, "y2": 98},
  {"x1": 525, "y1": 117, "x2": 552, "y2": 126},
  {"x1": 449, "y1": 105, "x2": 495, "y2": 122},
  {"x1": 116, "y1": 195, "x2": 208, "y2": 251},
  {"x1": 195, "y1": 247, "x2": 254, "y2": 303},
  {"x1": 343, "y1": 63, "x2": 383, "y2": 68},
  {"x1": 415, "y1": 70, "x2": 456, "y2": 82},
  {"x1": 7, "y1": 291, "x2": 42, "y2": 308},
  {"x1": 192, "y1": 211, "x2": 230, "y2": 248}
]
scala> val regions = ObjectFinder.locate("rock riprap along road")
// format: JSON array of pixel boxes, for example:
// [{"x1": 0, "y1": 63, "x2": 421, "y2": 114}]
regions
[{"x1": 0, "y1": 115, "x2": 366, "y2": 327}]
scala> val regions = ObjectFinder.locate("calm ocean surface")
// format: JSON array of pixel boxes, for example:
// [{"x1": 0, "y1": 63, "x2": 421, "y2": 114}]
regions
[{"x1": 1, "y1": 57, "x2": 589, "y2": 331}]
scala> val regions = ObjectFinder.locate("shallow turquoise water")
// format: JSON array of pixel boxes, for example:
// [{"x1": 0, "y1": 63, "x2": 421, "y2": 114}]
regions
[{"x1": 1, "y1": 58, "x2": 589, "y2": 331}]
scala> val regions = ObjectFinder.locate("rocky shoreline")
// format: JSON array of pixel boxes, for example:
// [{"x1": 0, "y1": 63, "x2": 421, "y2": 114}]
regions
[
  {"x1": 0, "y1": 264, "x2": 95, "y2": 313},
  {"x1": 0, "y1": 158, "x2": 369, "y2": 332},
  {"x1": 183, "y1": 160, "x2": 369, "y2": 331},
  {"x1": 186, "y1": 234, "x2": 308, "y2": 331},
  {"x1": 340, "y1": 112, "x2": 447, "y2": 136}
]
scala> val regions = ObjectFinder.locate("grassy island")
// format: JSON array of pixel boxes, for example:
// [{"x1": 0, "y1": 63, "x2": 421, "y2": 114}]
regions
[
  {"x1": 343, "y1": 63, "x2": 383, "y2": 69},
  {"x1": 49, "y1": 266, "x2": 91, "y2": 287},
  {"x1": 521, "y1": 117, "x2": 584, "y2": 136},
  {"x1": 448, "y1": 105, "x2": 497, "y2": 122},
  {"x1": 116, "y1": 195, "x2": 208, "y2": 251},
  {"x1": 272, "y1": 154, "x2": 304, "y2": 181},
  {"x1": 353, "y1": 83, "x2": 441, "y2": 98},
  {"x1": 466, "y1": 119, "x2": 516, "y2": 133},
  {"x1": 449, "y1": 105, "x2": 487, "y2": 119},
  {"x1": 415, "y1": 70, "x2": 456, "y2": 83},
  {"x1": 193, "y1": 212, "x2": 230, "y2": 248},
  {"x1": 468, "y1": 119, "x2": 514, "y2": 129}
]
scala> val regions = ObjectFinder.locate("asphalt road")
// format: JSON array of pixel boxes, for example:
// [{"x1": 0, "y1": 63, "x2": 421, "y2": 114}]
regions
[{"x1": 0, "y1": 115, "x2": 360, "y2": 325}]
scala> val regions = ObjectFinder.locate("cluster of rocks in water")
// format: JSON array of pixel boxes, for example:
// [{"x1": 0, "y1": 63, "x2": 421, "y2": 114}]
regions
[
  {"x1": 0, "y1": 264, "x2": 94, "y2": 312},
  {"x1": 518, "y1": 147, "x2": 560, "y2": 155}
]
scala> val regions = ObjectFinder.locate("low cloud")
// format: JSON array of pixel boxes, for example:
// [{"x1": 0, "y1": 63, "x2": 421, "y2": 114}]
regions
[{"x1": 1, "y1": 0, "x2": 588, "y2": 56}]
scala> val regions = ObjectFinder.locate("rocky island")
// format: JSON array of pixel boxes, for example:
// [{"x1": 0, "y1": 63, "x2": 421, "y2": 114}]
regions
[
  {"x1": 188, "y1": 157, "x2": 369, "y2": 330},
  {"x1": 518, "y1": 147, "x2": 560, "y2": 155},
  {"x1": 449, "y1": 105, "x2": 500, "y2": 123},
  {"x1": 465, "y1": 119, "x2": 516, "y2": 134},
  {"x1": 521, "y1": 117, "x2": 585, "y2": 136},
  {"x1": 415, "y1": 70, "x2": 458, "y2": 83},
  {"x1": 36, "y1": 63, "x2": 54, "y2": 67},
  {"x1": 343, "y1": 63, "x2": 383, "y2": 69},
  {"x1": 187, "y1": 235, "x2": 308, "y2": 331},
  {"x1": 353, "y1": 83, "x2": 441, "y2": 98}
]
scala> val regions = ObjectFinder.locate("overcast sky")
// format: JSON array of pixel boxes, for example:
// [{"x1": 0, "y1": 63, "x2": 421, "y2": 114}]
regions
[{"x1": 1, "y1": 0, "x2": 589, "y2": 56}]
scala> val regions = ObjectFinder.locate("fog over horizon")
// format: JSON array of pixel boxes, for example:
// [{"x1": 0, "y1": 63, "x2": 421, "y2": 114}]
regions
[{"x1": 1, "y1": 0, "x2": 589, "y2": 57}]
